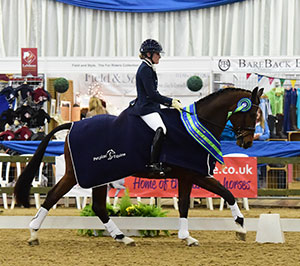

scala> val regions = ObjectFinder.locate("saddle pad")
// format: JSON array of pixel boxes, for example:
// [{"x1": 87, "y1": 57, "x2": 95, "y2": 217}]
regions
[{"x1": 68, "y1": 108, "x2": 217, "y2": 188}]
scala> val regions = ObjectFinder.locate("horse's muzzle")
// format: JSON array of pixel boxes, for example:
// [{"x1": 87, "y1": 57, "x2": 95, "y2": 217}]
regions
[{"x1": 236, "y1": 135, "x2": 253, "y2": 149}]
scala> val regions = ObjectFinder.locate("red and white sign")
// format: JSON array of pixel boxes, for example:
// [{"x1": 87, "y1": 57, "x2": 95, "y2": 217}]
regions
[
  {"x1": 108, "y1": 157, "x2": 257, "y2": 198},
  {"x1": 21, "y1": 48, "x2": 38, "y2": 76}
]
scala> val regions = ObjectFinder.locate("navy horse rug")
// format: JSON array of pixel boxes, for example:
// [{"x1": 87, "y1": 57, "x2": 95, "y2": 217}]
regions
[{"x1": 68, "y1": 107, "x2": 218, "y2": 188}]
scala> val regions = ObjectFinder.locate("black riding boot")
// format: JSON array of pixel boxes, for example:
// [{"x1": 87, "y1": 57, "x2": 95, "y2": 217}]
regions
[
  {"x1": 290, "y1": 105, "x2": 299, "y2": 131},
  {"x1": 147, "y1": 127, "x2": 170, "y2": 176},
  {"x1": 276, "y1": 114, "x2": 287, "y2": 139},
  {"x1": 267, "y1": 115, "x2": 278, "y2": 139}
]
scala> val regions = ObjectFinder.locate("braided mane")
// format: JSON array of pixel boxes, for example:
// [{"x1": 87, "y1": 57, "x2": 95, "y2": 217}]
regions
[{"x1": 196, "y1": 87, "x2": 251, "y2": 104}]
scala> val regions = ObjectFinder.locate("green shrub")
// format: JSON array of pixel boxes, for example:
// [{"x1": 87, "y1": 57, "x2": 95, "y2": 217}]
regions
[
  {"x1": 78, "y1": 189, "x2": 169, "y2": 237},
  {"x1": 53, "y1": 77, "x2": 69, "y2": 93}
]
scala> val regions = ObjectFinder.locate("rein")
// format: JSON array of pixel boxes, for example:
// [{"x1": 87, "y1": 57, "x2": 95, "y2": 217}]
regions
[
  {"x1": 181, "y1": 97, "x2": 259, "y2": 134},
  {"x1": 180, "y1": 95, "x2": 259, "y2": 165},
  {"x1": 181, "y1": 108, "x2": 224, "y2": 130}
]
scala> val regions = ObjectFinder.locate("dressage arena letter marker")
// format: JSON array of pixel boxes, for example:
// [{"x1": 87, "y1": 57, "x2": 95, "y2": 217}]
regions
[{"x1": 255, "y1": 214, "x2": 285, "y2": 243}]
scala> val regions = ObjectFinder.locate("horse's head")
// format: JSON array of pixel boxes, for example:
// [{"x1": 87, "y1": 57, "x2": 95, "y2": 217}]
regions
[{"x1": 230, "y1": 87, "x2": 264, "y2": 149}]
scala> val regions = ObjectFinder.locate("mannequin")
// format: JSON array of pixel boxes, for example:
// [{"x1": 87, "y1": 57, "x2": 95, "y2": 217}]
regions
[
  {"x1": 14, "y1": 125, "x2": 33, "y2": 140},
  {"x1": 29, "y1": 108, "x2": 51, "y2": 128},
  {"x1": 16, "y1": 79, "x2": 33, "y2": 101},
  {"x1": 32, "y1": 85, "x2": 50, "y2": 104},
  {"x1": 0, "y1": 124, "x2": 15, "y2": 140},
  {"x1": 266, "y1": 81, "x2": 285, "y2": 138},
  {"x1": 15, "y1": 104, "x2": 36, "y2": 124},
  {"x1": 0, "y1": 81, "x2": 17, "y2": 103}
]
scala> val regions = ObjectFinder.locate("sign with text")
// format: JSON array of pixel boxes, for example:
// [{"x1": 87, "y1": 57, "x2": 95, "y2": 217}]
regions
[
  {"x1": 108, "y1": 157, "x2": 257, "y2": 198},
  {"x1": 21, "y1": 48, "x2": 38, "y2": 76},
  {"x1": 213, "y1": 57, "x2": 300, "y2": 73}
]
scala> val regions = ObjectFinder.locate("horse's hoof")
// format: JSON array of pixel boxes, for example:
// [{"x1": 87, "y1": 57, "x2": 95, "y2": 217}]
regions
[
  {"x1": 236, "y1": 231, "x2": 246, "y2": 241},
  {"x1": 185, "y1": 236, "x2": 199, "y2": 246},
  {"x1": 116, "y1": 236, "x2": 136, "y2": 246},
  {"x1": 28, "y1": 238, "x2": 39, "y2": 246},
  {"x1": 235, "y1": 223, "x2": 247, "y2": 241}
]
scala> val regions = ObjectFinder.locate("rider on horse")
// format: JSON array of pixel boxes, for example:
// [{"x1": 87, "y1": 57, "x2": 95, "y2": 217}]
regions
[{"x1": 131, "y1": 39, "x2": 182, "y2": 176}]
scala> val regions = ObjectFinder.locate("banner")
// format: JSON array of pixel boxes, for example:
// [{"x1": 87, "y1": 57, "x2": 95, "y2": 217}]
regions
[
  {"x1": 56, "y1": 0, "x2": 245, "y2": 13},
  {"x1": 213, "y1": 57, "x2": 300, "y2": 73},
  {"x1": 108, "y1": 157, "x2": 257, "y2": 198},
  {"x1": 21, "y1": 48, "x2": 38, "y2": 76}
]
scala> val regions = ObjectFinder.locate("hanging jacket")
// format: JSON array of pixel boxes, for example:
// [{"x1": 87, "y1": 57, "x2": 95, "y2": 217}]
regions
[
  {"x1": 283, "y1": 88, "x2": 297, "y2": 132},
  {"x1": 266, "y1": 87, "x2": 284, "y2": 115},
  {"x1": 259, "y1": 97, "x2": 272, "y2": 124}
]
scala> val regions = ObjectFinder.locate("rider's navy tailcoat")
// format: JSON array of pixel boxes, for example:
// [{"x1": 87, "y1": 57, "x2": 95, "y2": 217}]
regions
[{"x1": 131, "y1": 61, "x2": 172, "y2": 115}]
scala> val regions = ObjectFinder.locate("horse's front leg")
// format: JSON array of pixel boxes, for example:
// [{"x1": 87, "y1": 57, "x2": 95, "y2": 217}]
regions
[
  {"x1": 192, "y1": 176, "x2": 246, "y2": 241},
  {"x1": 92, "y1": 185, "x2": 135, "y2": 246},
  {"x1": 177, "y1": 177, "x2": 199, "y2": 246}
]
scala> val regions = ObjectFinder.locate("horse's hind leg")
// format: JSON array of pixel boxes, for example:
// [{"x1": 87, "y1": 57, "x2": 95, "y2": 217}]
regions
[
  {"x1": 28, "y1": 142, "x2": 77, "y2": 245},
  {"x1": 192, "y1": 176, "x2": 246, "y2": 241},
  {"x1": 177, "y1": 177, "x2": 199, "y2": 246},
  {"x1": 92, "y1": 185, "x2": 135, "y2": 246}
]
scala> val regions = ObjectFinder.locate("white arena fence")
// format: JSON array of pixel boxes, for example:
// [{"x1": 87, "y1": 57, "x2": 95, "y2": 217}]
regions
[{"x1": 1, "y1": 216, "x2": 300, "y2": 232}]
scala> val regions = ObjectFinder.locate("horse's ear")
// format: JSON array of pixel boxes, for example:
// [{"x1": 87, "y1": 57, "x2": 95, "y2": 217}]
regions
[
  {"x1": 257, "y1": 88, "x2": 264, "y2": 98},
  {"x1": 251, "y1": 87, "x2": 258, "y2": 102}
]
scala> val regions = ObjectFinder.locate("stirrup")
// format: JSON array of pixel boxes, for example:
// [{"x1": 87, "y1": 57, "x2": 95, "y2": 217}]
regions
[{"x1": 146, "y1": 162, "x2": 170, "y2": 177}]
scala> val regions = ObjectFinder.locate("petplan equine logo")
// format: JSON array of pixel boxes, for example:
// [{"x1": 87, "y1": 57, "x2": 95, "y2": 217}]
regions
[
  {"x1": 93, "y1": 149, "x2": 126, "y2": 161},
  {"x1": 23, "y1": 50, "x2": 36, "y2": 65},
  {"x1": 218, "y1": 59, "x2": 231, "y2": 71}
]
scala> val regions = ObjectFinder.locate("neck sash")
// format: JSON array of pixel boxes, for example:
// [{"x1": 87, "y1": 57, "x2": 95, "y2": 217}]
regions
[{"x1": 180, "y1": 103, "x2": 224, "y2": 165}]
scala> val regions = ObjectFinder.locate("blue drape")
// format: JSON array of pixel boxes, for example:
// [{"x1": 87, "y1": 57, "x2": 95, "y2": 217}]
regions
[
  {"x1": 55, "y1": 0, "x2": 245, "y2": 12},
  {"x1": 221, "y1": 141, "x2": 300, "y2": 158},
  {"x1": 0, "y1": 141, "x2": 65, "y2": 157},
  {"x1": 1, "y1": 140, "x2": 300, "y2": 158}
]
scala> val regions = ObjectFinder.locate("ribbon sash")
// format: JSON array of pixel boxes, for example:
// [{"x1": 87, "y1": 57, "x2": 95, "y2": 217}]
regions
[{"x1": 180, "y1": 103, "x2": 224, "y2": 165}]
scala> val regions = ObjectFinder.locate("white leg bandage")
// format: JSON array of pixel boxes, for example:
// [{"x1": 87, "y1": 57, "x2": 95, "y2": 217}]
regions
[
  {"x1": 104, "y1": 219, "x2": 123, "y2": 239},
  {"x1": 178, "y1": 218, "x2": 190, "y2": 239},
  {"x1": 29, "y1": 207, "x2": 48, "y2": 230},
  {"x1": 229, "y1": 202, "x2": 243, "y2": 220}
]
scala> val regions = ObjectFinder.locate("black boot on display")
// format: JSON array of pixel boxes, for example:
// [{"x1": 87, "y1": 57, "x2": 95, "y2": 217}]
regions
[
  {"x1": 289, "y1": 105, "x2": 299, "y2": 131},
  {"x1": 146, "y1": 127, "x2": 171, "y2": 177},
  {"x1": 267, "y1": 115, "x2": 278, "y2": 139},
  {"x1": 276, "y1": 114, "x2": 287, "y2": 139}
]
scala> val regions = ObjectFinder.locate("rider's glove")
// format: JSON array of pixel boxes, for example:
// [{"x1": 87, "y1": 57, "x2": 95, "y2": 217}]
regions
[{"x1": 172, "y1": 99, "x2": 183, "y2": 111}]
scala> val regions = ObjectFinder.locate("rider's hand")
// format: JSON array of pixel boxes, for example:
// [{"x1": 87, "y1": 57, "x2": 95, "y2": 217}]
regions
[
  {"x1": 172, "y1": 99, "x2": 183, "y2": 111},
  {"x1": 254, "y1": 133, "x2": 261, "y2": 140}
]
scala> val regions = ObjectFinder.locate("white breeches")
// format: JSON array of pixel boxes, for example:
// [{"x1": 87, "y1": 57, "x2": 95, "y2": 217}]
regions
[{"x1": 141, "y1": 112, "x2": 167, "y2": 134}]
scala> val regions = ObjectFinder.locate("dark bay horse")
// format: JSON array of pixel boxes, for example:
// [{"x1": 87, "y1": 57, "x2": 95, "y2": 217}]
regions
[{"x1": 14, "y1": 87, "x2": 263, "y2": 246}]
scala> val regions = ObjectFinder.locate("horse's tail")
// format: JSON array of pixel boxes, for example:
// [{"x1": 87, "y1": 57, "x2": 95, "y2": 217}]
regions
[{"x1": 14, "y1": 123, "x2": 72, "y2": 207}]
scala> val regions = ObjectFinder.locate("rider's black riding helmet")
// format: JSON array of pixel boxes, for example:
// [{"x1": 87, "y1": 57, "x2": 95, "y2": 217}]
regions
[{"x1": 139, "y1": 39, "x2": 163, "y2": 55}]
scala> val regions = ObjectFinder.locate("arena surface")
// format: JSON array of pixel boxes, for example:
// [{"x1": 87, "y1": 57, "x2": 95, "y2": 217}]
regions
[{"x1": 1, "y1": 207, "x2": 300, "y2": 266}]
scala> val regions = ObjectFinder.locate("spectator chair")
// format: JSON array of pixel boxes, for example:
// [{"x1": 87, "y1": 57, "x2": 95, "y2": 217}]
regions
[
  {"x1": 0, "y1": 154, "x2": 11, "y2": 209},
  {"x1": 15, "y1": 154, "x2": 44, "y2": 209}
]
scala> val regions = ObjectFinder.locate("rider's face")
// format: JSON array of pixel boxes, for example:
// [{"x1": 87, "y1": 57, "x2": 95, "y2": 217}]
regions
[{"x1": 152, "y1": 52, "x2": 161, "y2": 64}]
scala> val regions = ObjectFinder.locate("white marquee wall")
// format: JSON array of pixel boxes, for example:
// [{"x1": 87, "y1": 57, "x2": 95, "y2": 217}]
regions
[{"x1": 1, "y1": 0, "x2": 300, "y2": 57}]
